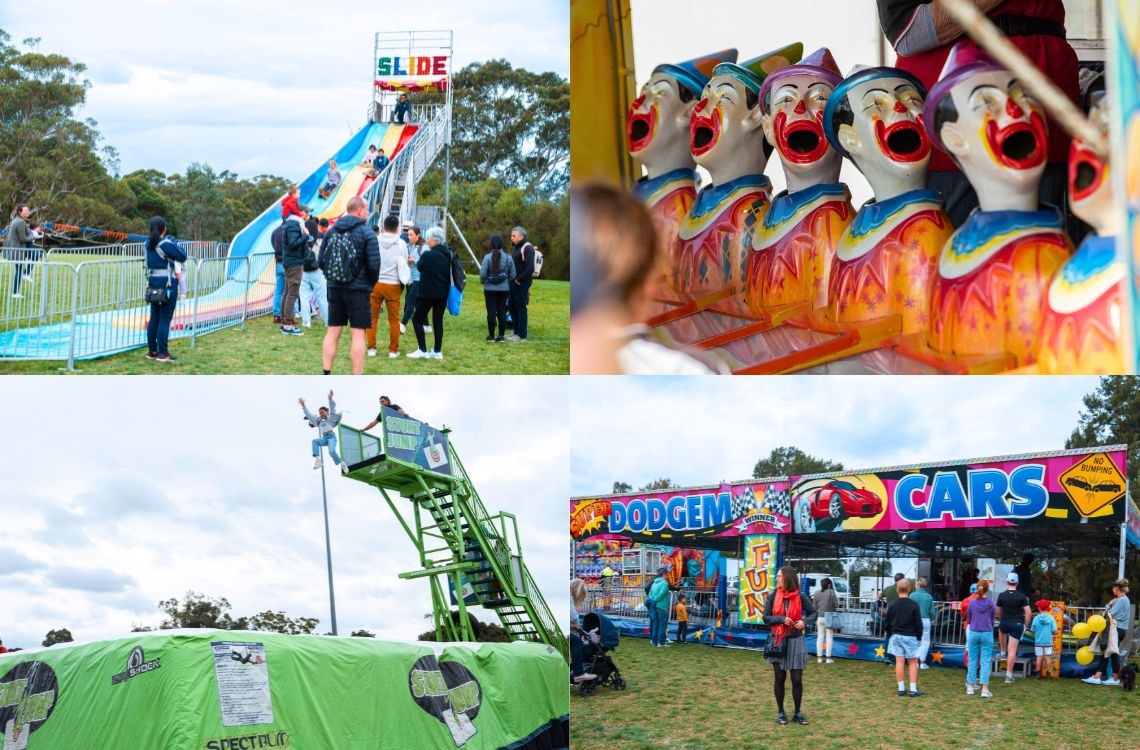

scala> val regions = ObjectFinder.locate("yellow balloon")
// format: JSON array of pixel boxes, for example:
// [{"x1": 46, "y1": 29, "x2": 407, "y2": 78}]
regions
[
  {"x1": 1073, "y1": 622, "x2": 1091, "y2": 639},
  {"x1": 1088, "y1": 615, "x2": 1107, "y2": 633},
  {"x1": 1076, "y1": 646, "x2": 1094, "y2": 665}
]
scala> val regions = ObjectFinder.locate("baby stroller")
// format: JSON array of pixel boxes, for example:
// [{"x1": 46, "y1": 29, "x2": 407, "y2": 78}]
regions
[{"x1": 575, "y1": 611, "x2": 626, "y2": 696}]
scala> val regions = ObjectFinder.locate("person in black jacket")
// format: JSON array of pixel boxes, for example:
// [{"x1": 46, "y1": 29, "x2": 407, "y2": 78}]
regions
[
  {"x1": 271, "y1": 222, "x2": 286, "y2": 324},
  {"x1": 884, "y1": 578, "x2": 925, "y2": 697},
  {"x1": 507, "y1": 226, "x2": 536, "y2": 341},
  {"x1": 409, "y1": 226, "x2": 452, "y2": 360},
  {"x1": 762, "y1": 566, "x2": 816, "y2": 726},
  {"x1": 144, "y1": 215, "x2": 188, "y2": 362},
  {"x1": 280, "y1": 206, "x2": 310, "y2": 336},
  {"x1": 319, "y1": 197, "x2": 380, "y2": 375}
]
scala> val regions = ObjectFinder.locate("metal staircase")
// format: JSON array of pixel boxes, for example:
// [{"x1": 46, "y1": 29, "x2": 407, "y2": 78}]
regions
[
  {"x1": 337, "y1": 415, "x2": 567, "y2": 659},
  {"x1": 366, "y1": 103, "x2": 450, "y2": 226}
]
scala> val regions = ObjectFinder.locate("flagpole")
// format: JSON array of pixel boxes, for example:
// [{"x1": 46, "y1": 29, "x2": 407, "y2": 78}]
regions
[{"x1": 319, "y1": 448, "x2": 339, "y2": 636}]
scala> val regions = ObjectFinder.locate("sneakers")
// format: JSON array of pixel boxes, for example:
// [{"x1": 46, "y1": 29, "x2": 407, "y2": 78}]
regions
[
  {"x1": 145, "y1": 352, "x2": 158, "y2": 360},
  {"x1": 340, "y1": 463, "x2": 348, "y2": 475},
  {"x1": 909, "y1": 690, "x2": 924, "y2": 698},
  {"x1": 792, "y1": 712, "x2": 808, "y2": 725},
  {"x1": 429, "y1": 351, "x2": 443, "y2": 360},
  {"x1": 424, "y1": 325, "x2": 432, "y2": 333},
  {"x1": 408, "y1": 350, "x2": 429, "y2": 359},
  {"x1": 966, "y1": 684, "x2": 976, "y2": 695},
  {"x1": 281, "y1": 325, "x2": 303, "y2": 336},
  {"x1": 980, "y1": 688, "x2": 993, "y2": 698},
  {"x1": 388, "y1": 351, "x2": 400, "y2": 359},
  {"x1": 1101, "y1": 678, "x2": 1121, "y2": 686},
  {"x1": 1082, "y1": 676, "x2": 1103, "y2": 685},
  {"x1": 571, "y1": 672, "x2": 596, "y2": 684},
  {"x1": 367, "y1": 348, "x2": 377, "y2": 357},
  {"x1": 11, "y1": 293, "x2": 22, "y2": 299},
  {"x1": 303, "y1": 321, "x2": 312, "y2": 328},
  {"x1": 313, "y1": 457, "x2": 322, "y2": 470},
  {"x1": 494, "y1": 336, "x2": 505, "y2": 343},
  {"x1": 825, "y1": 658, "x2": 834, "y2": 664},
  {"x1": 1004, "y1": 674, "x2": 1014, "y2": 684},
  {"x1": 920, "y1": 663, "x2": 929, "y2": 670},
  {"x1": 897, "y1": 689, "x2": 906, "y2": 697},
  {"x1": 506, "y1": 334, "x2": 522, "y2": 341},
  {"x1": 156, "y1": 353, "x2": 177, "y2": 363},
  {"x1": 486, "y1": 336, "x2": 495, "y2": 343},
  {"x1": 400, "y1": 323, "x2": 406, "y2": 334},
  {"x1": 776, "y1": 711, "x2": 788, "y2": 725},
  {"x1": 818, "y1": 657, "x2": 823, "y2": 664}
]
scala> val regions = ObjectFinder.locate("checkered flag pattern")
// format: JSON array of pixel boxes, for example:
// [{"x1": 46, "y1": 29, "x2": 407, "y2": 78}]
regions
[
  {"x1": 731, "y1": 487, "x2": 756, "y2": 518},
  {"x1": 763, "y1": 486, "x2": 791, "y2": 519}
]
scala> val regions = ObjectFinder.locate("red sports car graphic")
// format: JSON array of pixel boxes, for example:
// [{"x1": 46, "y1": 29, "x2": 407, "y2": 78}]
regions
[{"x1": 792, "y1": 480, "x2": 884, "y2": 533}]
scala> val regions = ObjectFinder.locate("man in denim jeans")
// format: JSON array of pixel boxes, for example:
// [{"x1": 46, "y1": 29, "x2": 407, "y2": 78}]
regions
[
  {"x1": 507, "y1": 226, "x2": 536, "y2": 341},
  {"x1": 299, "y1": 391, "x2": 346, "y2": 475}
]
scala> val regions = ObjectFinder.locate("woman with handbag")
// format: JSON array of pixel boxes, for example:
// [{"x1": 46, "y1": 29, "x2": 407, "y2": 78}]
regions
[
  {"x1": 812, "y1": 578, "x2": 839, "y2": 664},
  {"x1": 479, "y1": 234, "x2": 516, "y2": 343},
  {"x1": 144, "y1": 215, "x2": 187, "y2": 362},
  {"x1": 1083, "y1": 578, "x2": 1131, "y2": 686},
  {"x1": 409, "y1": 226, "x2": 452, "y2": 360},
  {"x1": 763, "y1": 565, "x2": 816, "y2": 726}
]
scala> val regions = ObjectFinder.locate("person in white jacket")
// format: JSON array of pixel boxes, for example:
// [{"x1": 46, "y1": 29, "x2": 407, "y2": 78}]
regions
[{"x1": 367, "y1": 215, "x2": 410, "y2": 358}]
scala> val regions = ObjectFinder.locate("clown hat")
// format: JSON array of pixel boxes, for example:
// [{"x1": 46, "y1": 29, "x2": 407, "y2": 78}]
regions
[
  {"x1": 653, "y1": 49, "x2": 738, "y2": 98},
  {"x1": 758, "y1": 47, "x2": 843, "y2": 113},
  {"x1": 823, "y1": 65, "x2": 927, "y2": 157},
  {"x1": 924, "y1": 40, "x2": 1006, "y2": 152},
  {"x1": 711, "y1": 42, "x2": 804, "y2": 96}
]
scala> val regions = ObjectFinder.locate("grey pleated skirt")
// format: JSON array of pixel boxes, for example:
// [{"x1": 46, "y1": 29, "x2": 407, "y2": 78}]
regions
[{"x1": 766, "y1": 634, "x2": 808, "y2": 670}]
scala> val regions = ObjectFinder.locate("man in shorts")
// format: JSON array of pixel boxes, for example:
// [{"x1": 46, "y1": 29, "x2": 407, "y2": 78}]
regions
[
  {"x1": 996, "y1": 571, "x2": 1032, "y2": 683},
  {"x1": 320, "y1": 197, "x2": 380, "y2": 374},
  {"x1": 884, "y1": 578, "x2": 924, "y2": 697}
]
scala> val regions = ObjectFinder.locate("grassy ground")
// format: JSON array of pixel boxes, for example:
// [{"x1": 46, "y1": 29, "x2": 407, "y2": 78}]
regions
[
  {"x1": 0, "y1": 279, "x2": 569, "y2": 374},
  {"x1": 572, "y1": 637, "x2": 1140, "y2": 750}
]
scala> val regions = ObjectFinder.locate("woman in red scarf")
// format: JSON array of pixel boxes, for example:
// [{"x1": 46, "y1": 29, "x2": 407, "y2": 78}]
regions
[{"x1": 763, "y1": 565, "x2": 816, "y2": 726}]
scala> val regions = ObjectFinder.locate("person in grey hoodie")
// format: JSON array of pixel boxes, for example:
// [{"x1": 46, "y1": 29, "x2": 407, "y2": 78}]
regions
[
  {"x1": 299, "y1": 390, "x2": 346, "y2": 474},
  {"x1": 367, "y1": 214, "x2": 408, "y2": 358},
  {"x1": 479, "y1": 234, "x2": 516, "y2": 342},
  {"x1": 4, "y1": 203, "x2": 31, "y2": 297}
]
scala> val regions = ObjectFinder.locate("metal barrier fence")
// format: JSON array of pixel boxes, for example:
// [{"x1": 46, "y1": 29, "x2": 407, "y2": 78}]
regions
[
  {"x1": 578, "y1": 587, "x2": 1138, "y2": 656},
  {"x1": 0, "y1": 252, "x2": 276, "y2": 368}
]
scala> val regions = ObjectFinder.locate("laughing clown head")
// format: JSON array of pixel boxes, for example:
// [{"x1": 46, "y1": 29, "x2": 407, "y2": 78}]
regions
[
  {"x1": 824, "y1": 66, "x2": 931, "y2": 197},
  {"x1": 628, "y1": 49, "x2": 738, "y2": 173},
  {"x1": 689, "y1": 43, "x2": 803, "y2": 182},
  {"x1": 925, "y1": 41, "x2": 1048, "y2": 203},
  {"x1": 1069, "y1": 84, "x2": 1118, "y2": 234},
  {"x1": 758, "y1": 48, "x2": 844, "y2": 185}
]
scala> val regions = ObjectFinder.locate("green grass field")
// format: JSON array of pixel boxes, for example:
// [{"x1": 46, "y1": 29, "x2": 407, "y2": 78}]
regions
[
  {"x1": 571, "y1": 637, "x2": 1140, "y2": 750},
  {"x1": 0, "y1": 279, "x2": 568, "y2": 374}
]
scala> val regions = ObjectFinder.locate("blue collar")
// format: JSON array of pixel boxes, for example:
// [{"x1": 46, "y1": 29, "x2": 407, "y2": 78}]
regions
[
  {"x1": 1060, "y1": 234, "x2": 1119, "y2": 285},
  {"x1": 763, "y1": 183, "x2": 849, "y2": 228},
  {"x1": 948, "y1": 208, "x2": 1063, "y2": 258},
  {"x1": 634, "y1": 168, "x2": 698, "y2": 201},
  {"x1": 848, "y1": 189, "x2": 943, "y2": 239},
  {"x1": 690, "y1": 174, "x2": 772, "y2": 222}
]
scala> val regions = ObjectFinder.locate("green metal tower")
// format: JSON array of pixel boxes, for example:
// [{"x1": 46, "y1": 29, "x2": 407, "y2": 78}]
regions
[{"x1": 337, "y1": 409, "x2": 566, "y2": 658}]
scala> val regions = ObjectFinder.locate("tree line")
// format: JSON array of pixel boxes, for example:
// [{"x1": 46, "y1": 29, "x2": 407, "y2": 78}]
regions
[{"x1": 0, "y1": 31, "x2": 568, "y2": 279}]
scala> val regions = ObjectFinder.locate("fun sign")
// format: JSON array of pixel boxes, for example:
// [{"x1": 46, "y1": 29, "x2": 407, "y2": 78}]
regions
[{"x1": 377, "y1": 55, "x2": 449, "y2": 77}]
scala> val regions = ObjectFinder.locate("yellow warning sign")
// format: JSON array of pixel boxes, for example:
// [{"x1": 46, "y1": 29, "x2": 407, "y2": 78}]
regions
[{"x1": 1059, "y1": 452, "x2": 1126, "y2": 517}]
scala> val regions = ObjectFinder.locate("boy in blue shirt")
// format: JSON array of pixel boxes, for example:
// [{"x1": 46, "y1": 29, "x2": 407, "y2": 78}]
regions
[{"x1": 1030, "y1": 599, "x2": 1058, "y2": 679}]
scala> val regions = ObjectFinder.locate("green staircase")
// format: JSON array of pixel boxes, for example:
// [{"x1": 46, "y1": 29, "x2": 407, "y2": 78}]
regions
[{"x1": 337, "y1": 417, "x2": 566, "y2": 658}]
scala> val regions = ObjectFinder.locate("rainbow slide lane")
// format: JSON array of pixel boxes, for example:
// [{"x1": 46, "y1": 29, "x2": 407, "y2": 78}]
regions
[{"x1": 0, "y1": 122, "x2": 419, "y2": 361}]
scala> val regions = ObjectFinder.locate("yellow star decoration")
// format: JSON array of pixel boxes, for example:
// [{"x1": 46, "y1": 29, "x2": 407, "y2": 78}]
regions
[
  {"x1": 874, "y1": 645, "x2": 886, "y2": 658},
  {"x1": 694, "y1": 629, "x2": 704, "y2": 641},
  {"x1": 931, "y1": 651, "x2": 944, "y2": 664}
]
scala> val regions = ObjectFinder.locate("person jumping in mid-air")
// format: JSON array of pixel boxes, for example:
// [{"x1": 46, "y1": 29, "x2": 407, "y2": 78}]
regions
[{"x1": 300, "y1": 390, "x2": 346, "y2": 474}]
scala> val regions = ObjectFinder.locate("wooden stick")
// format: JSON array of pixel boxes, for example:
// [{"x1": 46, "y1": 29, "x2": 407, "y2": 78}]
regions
[{"x1": 940, "y1": 0, "x2": 1107, "y2": 156}]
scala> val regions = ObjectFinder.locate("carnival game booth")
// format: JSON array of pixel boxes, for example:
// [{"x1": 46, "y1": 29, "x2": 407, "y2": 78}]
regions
[
  {"x1": 0, "y1": 630, "x2": 568, "y2": 750},
  {"x1": 571, "y1": 445, "x2": 1139, "y2": 677}
]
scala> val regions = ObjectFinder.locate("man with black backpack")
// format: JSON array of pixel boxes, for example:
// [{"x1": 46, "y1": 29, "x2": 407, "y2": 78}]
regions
[
  {"x1": 319, "y1": 197, "x2": 380, "y2": 374},
  {"x1": 508, "y1": 226, "x2": 536, "y2": 342}
]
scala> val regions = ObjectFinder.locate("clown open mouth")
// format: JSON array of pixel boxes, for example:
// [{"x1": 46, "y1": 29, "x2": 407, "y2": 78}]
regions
[
  {"x1": 1069, "y1": 141, "x2": 1105, "y2": 202},
  {"x1": 776, "y1": 114, "x2": 828, "y2": 164},
  {"x1": 690, "y1": 113, "x2": 719, "y2": 157},
  {"x1": 628, "y1": 108, "x2": 656, "y2": 153},
  {"x1": 986, "y1": 114, "x2": 1046, "y2": 170},
  {"x1": 875, "y1": 119, "x2": 929, "y2": 162}
]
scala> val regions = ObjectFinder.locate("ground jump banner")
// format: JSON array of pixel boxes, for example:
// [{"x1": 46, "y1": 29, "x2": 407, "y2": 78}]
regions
[{"x1": 0, "y1": 630, "x2": 568, "y2": 750}]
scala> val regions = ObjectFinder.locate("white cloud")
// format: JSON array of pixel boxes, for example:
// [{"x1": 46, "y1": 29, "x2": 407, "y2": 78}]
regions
[{"x1": 0, "y1": 376, "x2": 569, "y2": 651}]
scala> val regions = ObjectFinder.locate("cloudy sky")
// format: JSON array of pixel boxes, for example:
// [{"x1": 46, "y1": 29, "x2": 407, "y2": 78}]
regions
[
  {"x1": 0, "y1": 376, "x2": 569, "y2": 651},
  {"x1": 0, "y1": 1, "x2": 567, "y2": 181},
  {"x1": 570, "y1": 376, "x2": 1105, "y2": 497}
]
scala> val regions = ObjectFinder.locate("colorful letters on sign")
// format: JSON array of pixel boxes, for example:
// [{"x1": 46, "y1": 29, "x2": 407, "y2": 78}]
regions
[{"x1": 377, "y1": 56, "x2": 448, "y2": 77}]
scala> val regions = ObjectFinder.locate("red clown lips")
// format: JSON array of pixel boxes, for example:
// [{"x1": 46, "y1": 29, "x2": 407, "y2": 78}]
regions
[
  {"x1": 985, "y1": 110, "x2": 1047, "y2": 170},
  {"x1": 690, "y1": 99, "x2": 721, "y2": 157},
  {"x1": 773, "y1": 110, "x2": 828, "y2": 164},
  {"x1": 874, "y1": 117, "x2": 930, "y2": 162},
  {"x1": 1068, "y1": 139, "x2": 1105, "y2": 203},
  {"x1": 627, "y1": 96, "x2": 657, "y2": 154}
]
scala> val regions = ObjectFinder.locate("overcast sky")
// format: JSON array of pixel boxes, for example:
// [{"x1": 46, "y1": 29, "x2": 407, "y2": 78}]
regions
[
  {"x1": 0, "y1": 377, "x2": 568, "y2": 651},
  {"x1": 0, "y1": 1, "x2": 567, "y2": 181},
  {"x1": 570, "y1": 376, "x2": 1104, "y2": 497}
]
